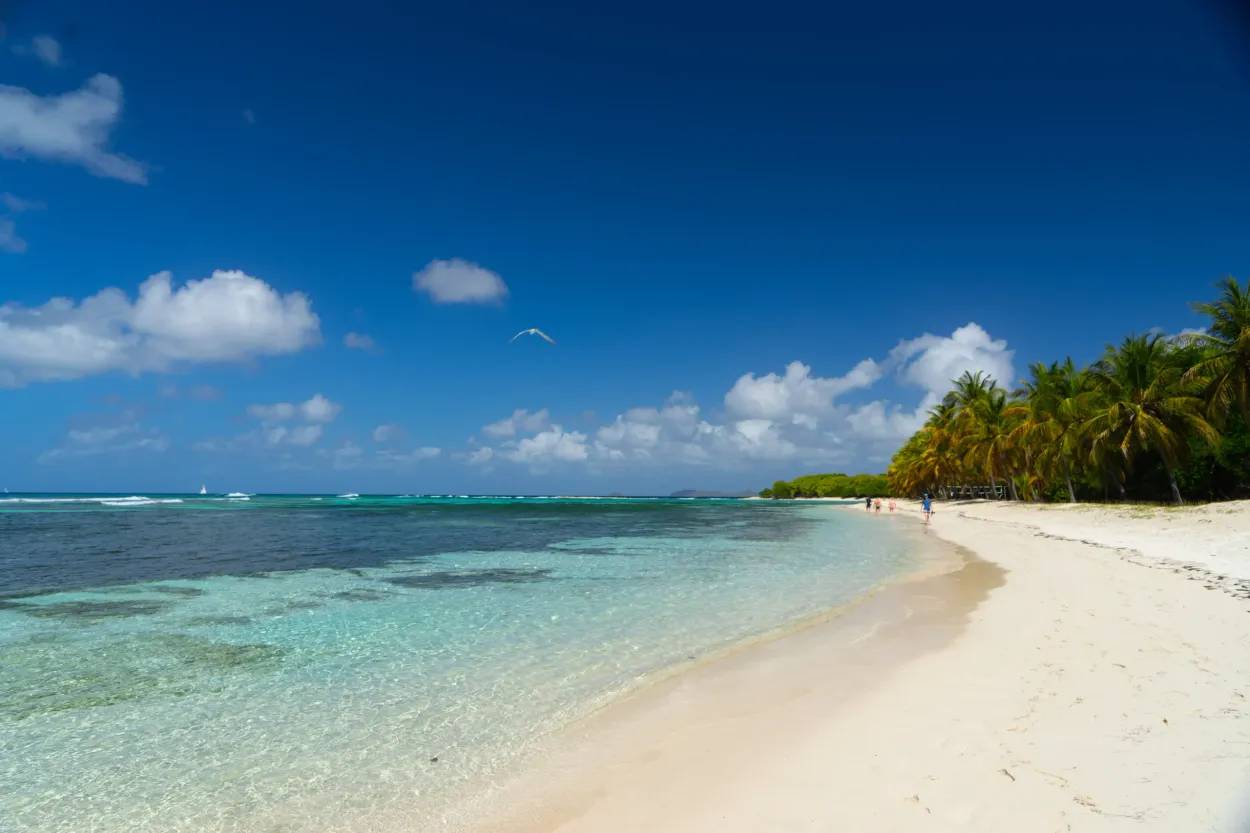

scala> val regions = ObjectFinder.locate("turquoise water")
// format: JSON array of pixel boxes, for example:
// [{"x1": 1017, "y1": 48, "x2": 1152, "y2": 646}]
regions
[{"x1": 0, "y1": 495, "x2": 933, "y2": 831}]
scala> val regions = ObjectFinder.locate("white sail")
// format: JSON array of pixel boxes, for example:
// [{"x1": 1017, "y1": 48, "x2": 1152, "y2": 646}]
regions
[{"x1": 199, "y1": 484, "x2": 207, "y2": 495}]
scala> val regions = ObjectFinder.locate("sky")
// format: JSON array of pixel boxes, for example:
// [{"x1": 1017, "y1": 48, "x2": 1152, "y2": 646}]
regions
[{"x1": 1, "y1": 0, "x2": 1248, "y2": 494}]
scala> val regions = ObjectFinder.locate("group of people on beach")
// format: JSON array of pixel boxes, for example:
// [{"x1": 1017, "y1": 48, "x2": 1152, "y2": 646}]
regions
[{"x1": 866, "y1": 494, "x2": 935, "y2": 524}]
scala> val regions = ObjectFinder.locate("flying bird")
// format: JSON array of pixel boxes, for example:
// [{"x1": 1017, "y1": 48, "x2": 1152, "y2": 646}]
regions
[{"x1": 510, "y1": 328, "x2": 556, "y2": 345}]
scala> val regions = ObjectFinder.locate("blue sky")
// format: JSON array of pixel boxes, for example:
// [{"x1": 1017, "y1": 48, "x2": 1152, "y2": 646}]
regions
[{"x1": 1, "y1": 0, "x2": 1247, "y2": 494}]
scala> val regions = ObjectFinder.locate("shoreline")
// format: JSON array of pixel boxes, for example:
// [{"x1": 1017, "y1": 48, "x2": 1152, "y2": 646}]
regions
[{"x1": 462, "y1": 499, "x2": 1250, "y2": 832}]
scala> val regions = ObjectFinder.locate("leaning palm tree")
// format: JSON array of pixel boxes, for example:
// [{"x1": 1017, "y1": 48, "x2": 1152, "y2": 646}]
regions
[
  {"x1": 1184, "y1": 276, "x2": 1250, "y2": 425},
  {"x1": 1084, "y1": 335, "x2": 1220, "y2": 504}
]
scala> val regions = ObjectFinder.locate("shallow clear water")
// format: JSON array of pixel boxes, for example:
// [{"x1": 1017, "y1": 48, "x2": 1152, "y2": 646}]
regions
[{"x1": 0, "y1": 495, "x2": 932, "y2": 832}]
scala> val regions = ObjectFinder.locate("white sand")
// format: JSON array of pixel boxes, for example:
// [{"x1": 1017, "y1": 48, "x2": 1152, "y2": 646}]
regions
[{"x1": 464, "y1": 499, "x2": 1250, "y2": 832}]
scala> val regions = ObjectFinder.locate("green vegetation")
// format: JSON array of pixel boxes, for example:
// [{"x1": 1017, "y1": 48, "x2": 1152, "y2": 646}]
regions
[
  {"x1": 887, "y1": 277, "x2": 1250, "y2": 504},
  {"x1": 760, "y1": 472, "x2": 889, "y2": 499}
]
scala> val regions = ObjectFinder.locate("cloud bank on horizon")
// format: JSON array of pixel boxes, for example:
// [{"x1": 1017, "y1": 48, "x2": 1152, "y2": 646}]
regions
[
  {"x1": 7, "y1": 269, "x2": 1015, "y2": 477},
  {"x1": 468, "y1": 322, "x2": 1014, "y2": 474}
]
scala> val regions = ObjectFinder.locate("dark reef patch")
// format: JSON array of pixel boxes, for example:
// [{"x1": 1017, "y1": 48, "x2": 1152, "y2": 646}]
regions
[
  {"x1": 0, "y1": 598, "x2": 173, "y2": 622},
  {"x1": 0, "y1": 633, "x2": 283, "y2": 721},
  {"x1": 262, "y1": 599, "x2": 325, "y2": 615},
  {"x1": 388, "y1": 568, "x2": 553, "y2": 589},
  {"x1": 148, "y1": 585, "x2": 206, "y2": 597},
  {"x1": 328, "y1": 588, "x2": 392, "y2": 602},
  {"x1": 183, "y1": 614, "x2": 253, "y2": 627}
]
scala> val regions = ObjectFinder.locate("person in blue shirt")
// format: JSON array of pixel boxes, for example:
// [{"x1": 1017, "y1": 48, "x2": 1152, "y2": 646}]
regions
[{"x1": 921, "y1": 493, "x2": 933, "y2": 523}]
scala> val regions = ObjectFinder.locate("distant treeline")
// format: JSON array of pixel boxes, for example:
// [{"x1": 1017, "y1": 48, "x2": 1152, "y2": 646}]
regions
[
  {"x1": 888, "y1": 277, "x2": 1250, "y2": 504},
  {"x1": 760, "y1": 473, "x2": 889, "y2": 499}
]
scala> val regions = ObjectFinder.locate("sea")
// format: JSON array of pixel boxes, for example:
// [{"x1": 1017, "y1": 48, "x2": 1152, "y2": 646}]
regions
[{"x1": 0, "y1": 494, "x2": 939, "y2": 832}]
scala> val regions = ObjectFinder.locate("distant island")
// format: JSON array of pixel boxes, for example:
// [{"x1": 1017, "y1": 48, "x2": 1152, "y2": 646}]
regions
[
  {"x1": 669, "y1": 489, "x2": 755, "y2": 498},
  {"x1": 758, "y1": 473, "x2": 889, "y2": 499}
]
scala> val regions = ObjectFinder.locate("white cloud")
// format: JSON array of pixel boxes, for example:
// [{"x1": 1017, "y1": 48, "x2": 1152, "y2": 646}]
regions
[
  {"x1": 343, "y1": 331, "x2": 377, "y2": 351},
  {"x1": 469, "y1": 322, "x2": 1013, "y2": 473},
  {"x1": 846, "y1": 399, "x2": 931, "y2": 441},
  {"x1": 0, "y1": 218, "x2": 27, "y2": 254},
  {"x1": 0, "y1": 269, "x2": 321, "y2": 387},
  {"x1": 32, "y1": 36, "x2": 62, "y2": 67},
  {"x1": 724, "y1": 359, "x2": 881, "y2": 420},
  {"x1": 412, "y1": 258, "x2": 509, "y2": 304},
  {"x1": 287, "y1": 425, "x2": 324, "y2": 446},
  {"x1": 483, "y1": 408, "x2": 550, "y2": 438},
  {"x1": 324, "y1": 442, "x2": 440, "y2": 470},
  {"x1": 505, "y1": 426, "x2": 589, "y2": 464},
  {"x1": 888, "y1": 322, "x2": 1015, "y2": 395},
  {"x1": 248, "y1": 393, "x2": 341, "y2": 424},
  {"x1": 39, "y1": 420, "x2": 169, "y2": 462},
  {"x1": 372, "y1": 423, "x2": 402, "y2": 443},
  {"x1": 250, "y1": 402, "x2": 296, "y2": 421},
  {"x1": 0, "y1": 74, "x2": 147, "y2": 183},
  {"x1": 261, "y1": 424, "x2": 324, "y2": 447},
  {"x1": 299, "y1": 393, "x2": 341, "y2": 423}
]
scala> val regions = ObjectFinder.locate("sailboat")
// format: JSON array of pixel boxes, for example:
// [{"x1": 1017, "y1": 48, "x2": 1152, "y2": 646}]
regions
[{"x1": 199, "y1": 484, "x2": 207, "y2": 495}]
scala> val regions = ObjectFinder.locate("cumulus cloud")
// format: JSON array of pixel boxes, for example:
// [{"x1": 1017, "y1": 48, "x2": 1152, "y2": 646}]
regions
[
  {"x1": 483, "y1": 408, "x2": 550, "y2": 438},
  {"x1": 343, "y1": 331, "x2": 377, "y2": 351},
  {"x1": 469, "y1": 322, "x2": 1014, "y2": 473},
  {"x1": 724, "y1": 359, "x2": 881, "y2": 421},
  {"x1": 0, "y1": 269, "x2": 321, "y2": 387},
  {"x1": 0, "y1": 218, "x2": 26, "y2": 254},
  {"x1": 505, "y1": 426, "x2": 589, "y2": 464},
  {"x1": 835, "y1": 322, "x2": 1018, "y2": 443},
  {"x1": 0, "y1": 74, "x2": 147, "y2": 183},
  {"x1": 888, "y1": 322, "x2": 1015, "y2": 396},
  {"x1": 248, "y1": 393, "x2": 341, "y2": 424},
  {"x1": 412, "y1": 258, "x2": 509, "y2": 304}
]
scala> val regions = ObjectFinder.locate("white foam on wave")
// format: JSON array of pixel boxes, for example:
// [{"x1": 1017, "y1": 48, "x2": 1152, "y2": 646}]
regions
[
  {"x1": 337, "y1": 493, "x2": 360, "y2": 499},
  {"x1": 0, "y1": 496, "x2": 184, "y2": 506}
]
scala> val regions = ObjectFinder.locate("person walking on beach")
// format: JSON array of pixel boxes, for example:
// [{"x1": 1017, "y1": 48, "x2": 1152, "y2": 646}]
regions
[
  {"x1": 888, "y1": 499, "x2": 896, "y2": 512},
  {"x1": 922, "y1": 493, "x2": 933, "y2": 523},
  {"x1": 874, "y1": 498, "x2": 882, "y2": 512},
  {"x1": 865, "y1": 496, "x2": 872, "y2": 511}
]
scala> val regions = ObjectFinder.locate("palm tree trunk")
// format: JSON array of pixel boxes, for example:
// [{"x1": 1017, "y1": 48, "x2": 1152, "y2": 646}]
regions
[
  {"x1": 1007, "y1": 477, "x2": 1019, "y2": 501},
  {"x1": 1167, "y1": 468, "x2": 1184, "y2": 505},
  {"x1": 1064, "y1": 472, "x2": 1076, "y2": 503}
]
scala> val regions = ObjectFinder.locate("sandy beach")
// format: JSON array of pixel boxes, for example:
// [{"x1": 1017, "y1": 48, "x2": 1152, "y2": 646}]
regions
[{"x1": 466, "y1": 499, "x2": 1250, "y2": 832}]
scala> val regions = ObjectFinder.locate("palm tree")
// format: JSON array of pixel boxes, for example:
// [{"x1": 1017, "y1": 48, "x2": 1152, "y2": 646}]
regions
[
  {"x1": 1185, "y1": 276, "x2": 1250, "y2": 424},
  {"x1": 1013, "y1": 359, "x2": 1093, "y2": 502},
  {"x1": 1084, "y1": 335, "x2": 1219, "y2": 504},
  {"x1": 959, "y1": 385, "x2": 1024, "y2": 500},
  {"x1": 945, "y1": 370, "x2": 995, "y2": 410}
]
